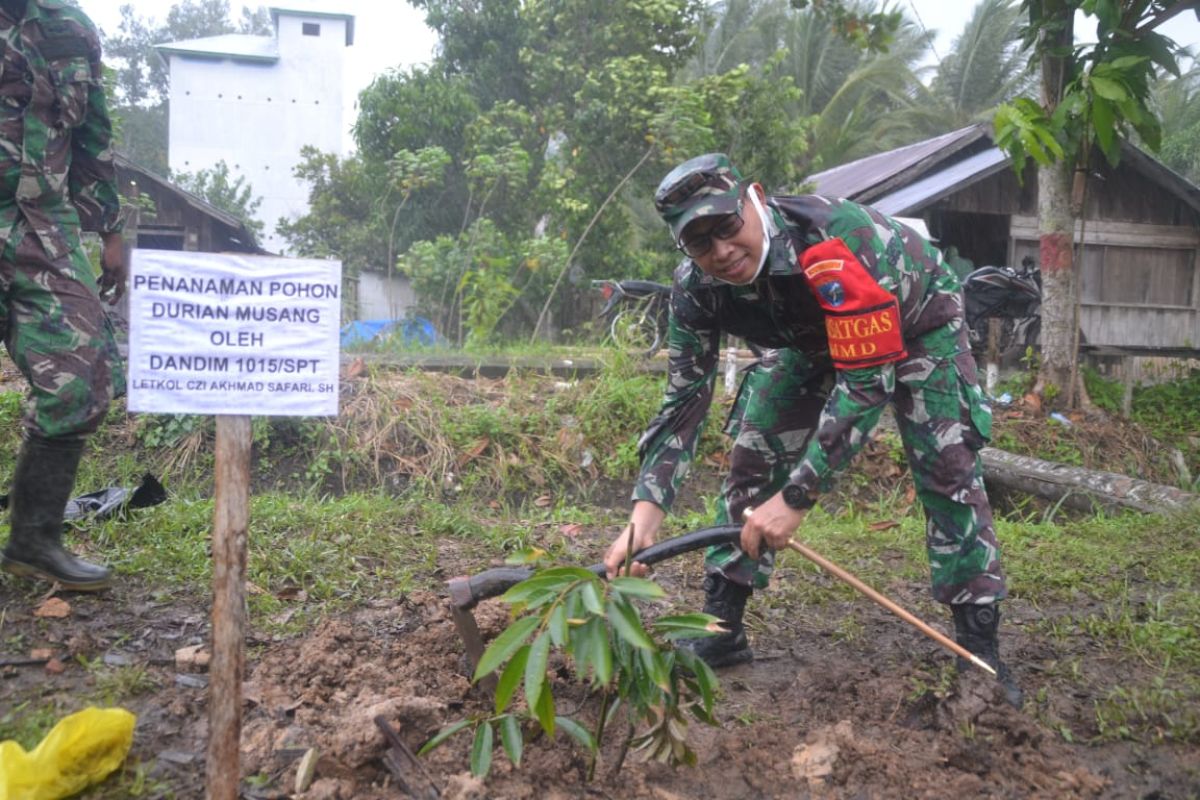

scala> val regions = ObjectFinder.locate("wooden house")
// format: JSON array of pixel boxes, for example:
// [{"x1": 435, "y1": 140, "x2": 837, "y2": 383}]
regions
[
  {"x1": 806, "y1": 123, "x2": 1200, "y2": 354},
  {"x1": 114, "y1": 153, "x2": 264, "y2": 255}
]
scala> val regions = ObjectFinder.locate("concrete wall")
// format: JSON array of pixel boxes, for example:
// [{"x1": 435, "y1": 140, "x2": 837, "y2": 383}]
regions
[
  {"x1": 355, "y1": 271, "x2": 416, "y2": 321},
  {"x1": 166, "y1": 14, "x2": 348, "y2": 253}
]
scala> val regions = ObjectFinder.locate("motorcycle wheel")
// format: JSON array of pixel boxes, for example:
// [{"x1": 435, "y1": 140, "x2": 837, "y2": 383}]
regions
[{"x1": 610, "y1": 308, "x2": 663, "y2": 356}]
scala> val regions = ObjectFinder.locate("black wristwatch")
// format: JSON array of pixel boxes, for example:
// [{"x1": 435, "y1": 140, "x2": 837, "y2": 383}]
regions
[{"x1": 781, "y1": 483, "x2": 815, "y2": 511}]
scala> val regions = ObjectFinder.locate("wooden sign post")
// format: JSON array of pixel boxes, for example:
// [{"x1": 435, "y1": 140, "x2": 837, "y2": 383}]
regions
[
  {"x1": 127, "y1": 251, "x2": 341, "y2": 799},
  {"x1": 207, "y1": 415, "x2": 252, "y2": 800}
]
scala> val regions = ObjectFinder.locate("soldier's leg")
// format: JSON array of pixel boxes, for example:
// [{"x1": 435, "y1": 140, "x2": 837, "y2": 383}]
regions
[
  {"x1": 707, "y1": 348, "x2": 833, "y2": 585},
  {"x1": 1, "y1": 234, "x2": 123, "y2": 591},
  {"x1": 688, "y1": 349, "x2": 831, "y2": 667},
  {"x1": 894, "y1": 351, "x2": 1020, "y2": 705},
  {"x1": 894, "y1": 352, "x2": 1003, "y2": 604}
]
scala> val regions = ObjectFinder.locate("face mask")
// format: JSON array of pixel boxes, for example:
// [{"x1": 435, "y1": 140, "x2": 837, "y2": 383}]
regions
[{"x1": 716, "y1": 188, "x2": 772, "y2": 286}]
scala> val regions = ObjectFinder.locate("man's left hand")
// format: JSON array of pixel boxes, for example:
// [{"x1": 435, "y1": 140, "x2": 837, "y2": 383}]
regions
[
  {"x1": 98, "y1": 233, "x2": 128, "y2": 304},
  {"x1": 740, "y1": 491, "x2": 808, "y2": 560}
]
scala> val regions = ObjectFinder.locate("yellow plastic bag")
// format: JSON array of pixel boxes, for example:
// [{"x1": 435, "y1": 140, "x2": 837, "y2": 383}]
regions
[{"x1": 0, "y1": 707, "x2": 136, "y2": 800}]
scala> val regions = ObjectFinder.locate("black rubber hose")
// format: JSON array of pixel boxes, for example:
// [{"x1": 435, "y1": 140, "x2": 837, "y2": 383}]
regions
[{"x1": 446, "y1": 524, "x2": 742, "y2": 610}]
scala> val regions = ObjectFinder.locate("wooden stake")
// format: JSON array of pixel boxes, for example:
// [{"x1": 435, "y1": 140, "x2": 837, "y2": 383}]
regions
[
  {"x1": 784, "y1": 538, "x2": 996, "y2": 676},
  {"x1": 207, "y1": 415, "x2": 252, "y2": 800}
]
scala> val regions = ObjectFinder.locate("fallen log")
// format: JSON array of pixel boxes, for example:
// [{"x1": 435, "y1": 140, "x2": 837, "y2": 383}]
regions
[{"x1": 980, "y1": 447, "x2": 1199, "y2": 514}]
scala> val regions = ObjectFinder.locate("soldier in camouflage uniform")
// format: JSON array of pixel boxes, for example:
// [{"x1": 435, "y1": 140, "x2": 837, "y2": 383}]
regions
[
  {"x1": 0, "y1": 0, "x2": 127, "y2": 591},
  {"x1": 603, "y1": 153, "x2": 1021, "y2": 706}
]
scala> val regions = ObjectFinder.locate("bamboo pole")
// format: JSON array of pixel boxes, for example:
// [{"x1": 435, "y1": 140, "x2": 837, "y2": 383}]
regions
[
  {"x1": 784, "y1": 538, "x2": 995, "y2": 676},
  {"x1": 207, "y1": 415, "x2": 252, "y2": 800}
]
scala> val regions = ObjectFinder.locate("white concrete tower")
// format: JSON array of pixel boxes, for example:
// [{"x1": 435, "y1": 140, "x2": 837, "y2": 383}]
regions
[{"x1": 158, "y1": 6, "x2": 355, "y2": 253}]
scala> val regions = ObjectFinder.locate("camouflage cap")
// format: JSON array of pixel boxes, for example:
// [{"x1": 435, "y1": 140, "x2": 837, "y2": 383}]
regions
[{"x1": 654, "y1": 153, "x2": 745, "y2": 243}]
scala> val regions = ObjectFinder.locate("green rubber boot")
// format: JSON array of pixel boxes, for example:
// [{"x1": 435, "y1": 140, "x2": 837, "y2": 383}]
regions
[
  {"x1": 683, "y1": 572, "x2": 753, "y2": 668},
  {"x1": 952, "y1": 602, "x2": 1023, "y2": 708},
  {"x1": 2, "y1": 436, "x2": 112, "y2": 591}
]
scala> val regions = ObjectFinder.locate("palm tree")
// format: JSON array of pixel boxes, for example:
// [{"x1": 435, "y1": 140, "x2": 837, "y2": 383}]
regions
[
  {"x1": 1154, "y1": 66, "x2": 1200, "y2": 183},
  {"x1": 689, "y1": 0, "x2": 792, "y2": 78},
  {"x1": 924, "y1": 0, "x2": 1031, "y2": 127},
  {"x1": 800, "y1": 18, "x2": 935, "y2": 172},
  {"x1": 687, "y1": 0, "x2": 1032, "y2": 176}
]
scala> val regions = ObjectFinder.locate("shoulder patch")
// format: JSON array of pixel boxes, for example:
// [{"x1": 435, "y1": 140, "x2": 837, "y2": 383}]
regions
[
  {"x1": 800, "y1": 237, "x2": 907, "y2": 369},
  {"x1": 803, "y1": 258, "x2": 844, "y2": 280}
]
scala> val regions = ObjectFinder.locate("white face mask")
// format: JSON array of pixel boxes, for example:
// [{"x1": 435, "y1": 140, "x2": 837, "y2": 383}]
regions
[{"x1": 716, "y1": 188, "x2": 772, "y2": 286}]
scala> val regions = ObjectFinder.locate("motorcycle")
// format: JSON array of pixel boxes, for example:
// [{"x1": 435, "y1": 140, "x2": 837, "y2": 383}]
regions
[
  {"x1": 963, "y1": 256, "x2": 1042, "y2": 359},
  {"x1": 591, "y1": 279, "x2": 671, "y2": 356}
]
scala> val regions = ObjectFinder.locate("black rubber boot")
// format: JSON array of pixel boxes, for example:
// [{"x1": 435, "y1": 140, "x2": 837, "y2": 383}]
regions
[
  {"x1": 952, "y1": 602, "x2": 1023, "y2": 708},
  {"x1": 682, "y1": 573, "x2": 753, "y2": 668},
  {"x1": 2, "y1": 436, "x2": 113, "y2": 591}
]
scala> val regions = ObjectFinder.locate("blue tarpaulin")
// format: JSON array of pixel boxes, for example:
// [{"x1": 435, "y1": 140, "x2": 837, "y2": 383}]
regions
[{"x1": 340, "y1": 317, "x2": 439, "y2": 348}]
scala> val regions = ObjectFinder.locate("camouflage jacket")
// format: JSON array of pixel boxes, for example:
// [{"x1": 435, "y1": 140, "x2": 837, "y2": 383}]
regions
[
  {"x1": 633, "y1": 194, "x2": 970, "y2": 511},
  {"x1": 0, "y1": 0, "x2": 121, "y2": 260}
]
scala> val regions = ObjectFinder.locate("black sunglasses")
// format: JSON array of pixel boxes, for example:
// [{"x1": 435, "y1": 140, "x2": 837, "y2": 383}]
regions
[{"x1": 677, "y1": 185, "x2": 747, "y2": 258}]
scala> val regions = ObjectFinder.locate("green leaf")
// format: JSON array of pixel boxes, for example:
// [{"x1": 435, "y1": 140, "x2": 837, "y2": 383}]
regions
[
  {"x1": 474, "y1": 616, "x2": 539, "y2": 682},
  {"x1": 501, "y1": 574, "x2": 573, "y2": 604},
  {"x1": 417, "y1": 719, "x2": 472, "y2": 755},
  {"x1": 580, "y1": 582, "x2": 604, "y2": 615},
  {"x1": 534, "y1": 677, "x2": 556, "y2": 735},
  {"x1": 1106, "y1": 55, "x2": 1148, "y2": 72},
  {"x1": 524, "y1": 631, "x2": 551, "y2": 713},
  {"x1": 677, "y1": 647, "x2": 719, "y2": 715},
  {"x1": 639, "y1": 647, "x2": 670, "y2": 692},
  {"x1": 504, "y1": 547, "x2": 548, "y2": 566},
  {"x1": 1091, "y1": 97, "x2": 1118, "y2": 165},
  {"x1": 499, "y1": 715, "x2": 523, "y2": 766},
  {"x1": 586, "y1": 617, "x2": 613, "y2": 684},
  {"x1": 606, "y1": 598, "x2": 655, "y2": 651},
  {"x1": 470, "y1": 722, "x2": 494, "y2": 778},
  {"x1": 1089, "y1": 75, "x2": 1128, "y2": 103},
  {"x1": 1031, "y1": 125, "x2": 1065, "y2": 161},
  {"x1": 549, "y1": 603, "x2": 568, "y2": 647},
  {"x1": 653, "y1": 613, "x2": 725, "y2": 640},
  {"x1": 535, "y1": 567, "x2": 601, "y2": 582},
  {"x1": 610, "y1": 577, "x2": 667, "y2": 599},
  {"x1": 554, "y1": 716, "x2": 598, "y2": 752},
  {"x1": 495, "y1": 644, "x2": 530, "y2": 714}
]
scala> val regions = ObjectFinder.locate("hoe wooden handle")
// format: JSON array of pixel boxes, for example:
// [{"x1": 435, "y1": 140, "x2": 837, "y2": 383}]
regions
[{"x1": 784, "y1": 538, "x2": 996, "y2": 676}]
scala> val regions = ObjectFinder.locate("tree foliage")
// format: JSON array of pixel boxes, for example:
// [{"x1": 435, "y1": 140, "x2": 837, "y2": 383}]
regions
[
  {"x1": 173, "y1": 160, "x2": 265, "y2": 238},
  {"x1": 994, "y1": 0, "x2": 1183, "y2": 176},
  {"x1": 288, "y1": 0, "x2": 781, "y2": 341},
  {"x1": 283, "y1": 0, "x2": 1046, "y2": 343},
  {"x1": 1154, "y1": 66, "x2": 1200, "y2": 184}
]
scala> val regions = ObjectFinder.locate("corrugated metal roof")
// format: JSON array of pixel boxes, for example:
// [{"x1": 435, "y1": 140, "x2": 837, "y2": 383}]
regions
[
  {"x1": 872, "y1": 147, "x2": 1009, "y2": 216},
  {"x1": 157, "y1": 34, "x2": 279, "y2": 63},
  {"x1": 115, "y1": 153, "x2": 264, "y2": 253},
  {"x1": 806, "y1": 124, "x2": 984, "y2": 200}
]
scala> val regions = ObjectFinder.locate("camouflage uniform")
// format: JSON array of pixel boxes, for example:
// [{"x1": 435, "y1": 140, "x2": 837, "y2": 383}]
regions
[
  {"x1": 633, "y1": 193, "x2": 1005, "y2": 606},
  {"x1": 0, "y1": 0, "x2": 124, "y2": 439}
]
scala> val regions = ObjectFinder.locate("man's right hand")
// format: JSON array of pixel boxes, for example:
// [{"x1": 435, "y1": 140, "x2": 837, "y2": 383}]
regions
[{"x1": 604, "y1": 501, "x2": 665, "y2": 579}]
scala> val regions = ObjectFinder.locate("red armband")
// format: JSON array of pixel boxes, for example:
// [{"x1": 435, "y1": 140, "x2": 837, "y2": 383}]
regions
[{"x1": 800, "y1": 238, "x2": 907, "y2": 369}]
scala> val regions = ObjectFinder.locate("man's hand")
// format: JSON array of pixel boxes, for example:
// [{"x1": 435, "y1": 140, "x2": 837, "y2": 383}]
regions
[
  {"x1": 739, "y1": 491, "x2": 809, "y2": 560},
  {"x1": 98, "y1": 233, "x2": 128, "y2": 304},
  {"x1": 604, "y1": 501, "x2": 665, "y2": 579}
]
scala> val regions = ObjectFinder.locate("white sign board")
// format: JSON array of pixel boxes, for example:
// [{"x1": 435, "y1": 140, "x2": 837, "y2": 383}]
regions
[{"x1": 128, "y1": 250, "x2": 341, "y2": 416}]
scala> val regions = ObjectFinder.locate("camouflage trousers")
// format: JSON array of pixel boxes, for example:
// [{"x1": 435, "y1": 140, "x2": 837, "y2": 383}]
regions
[
  {"x1": 0, "y1": 231, "x2": 124, "y2": 440},
  {"x1": 707, "y1": 347, "x2": 1006, "y2": 605}
]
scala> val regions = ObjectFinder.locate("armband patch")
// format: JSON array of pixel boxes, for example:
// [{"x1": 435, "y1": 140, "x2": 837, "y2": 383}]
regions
[{"x1": 800, "y1": 238, "x2": 907, "y2": 369}]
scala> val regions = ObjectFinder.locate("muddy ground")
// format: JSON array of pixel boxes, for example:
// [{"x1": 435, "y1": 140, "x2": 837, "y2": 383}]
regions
[
  {"x1": 3, "y1": 540, "x2": 1195, "y2": 800},
  {"x1": 2, "y1": 380, "x2": 1198, "y2": 798}
]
